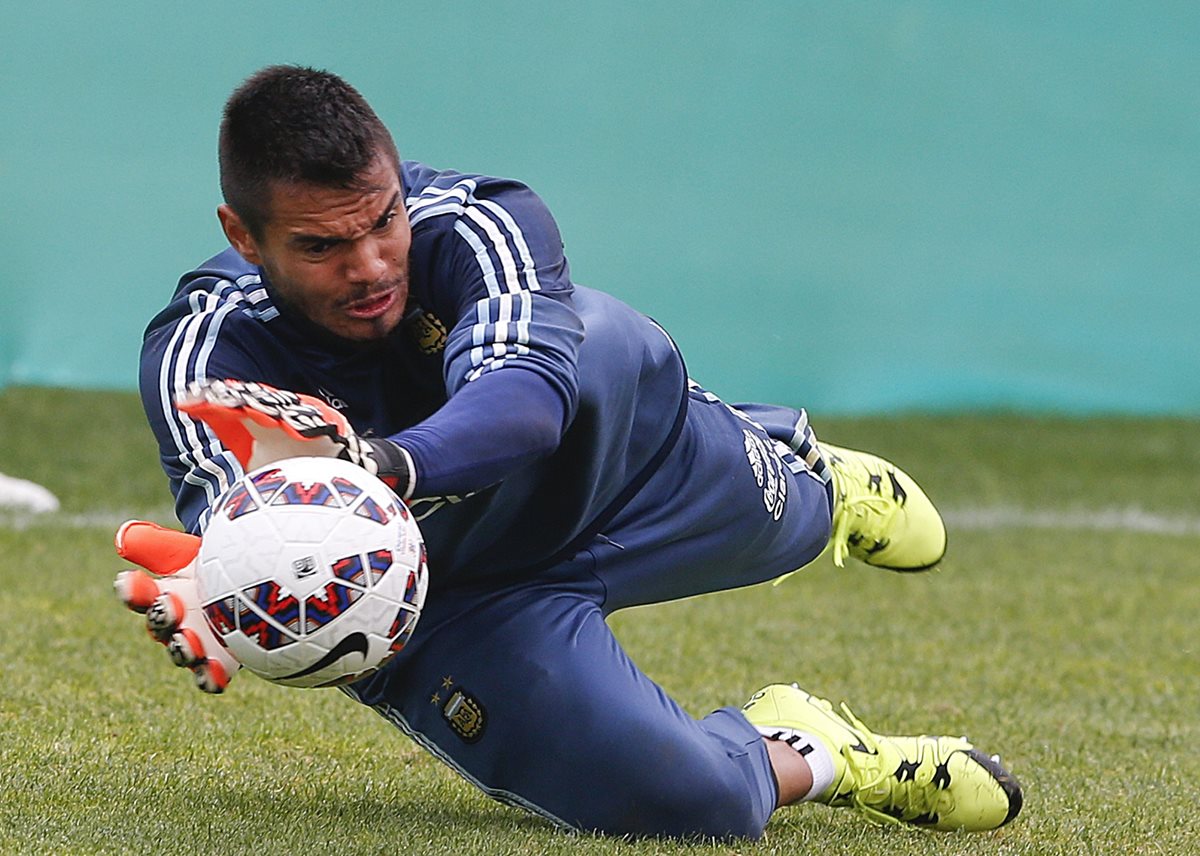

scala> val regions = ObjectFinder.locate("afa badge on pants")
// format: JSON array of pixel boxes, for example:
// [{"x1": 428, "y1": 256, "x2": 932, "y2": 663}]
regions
[{"x1": 442, "y1": 685, "x2": 487, "y2": 743}]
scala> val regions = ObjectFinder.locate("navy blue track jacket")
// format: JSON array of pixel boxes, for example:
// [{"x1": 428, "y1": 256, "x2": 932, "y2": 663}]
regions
[{"x1": 140, "y1": 162, "x2": 687, "y2": 584}]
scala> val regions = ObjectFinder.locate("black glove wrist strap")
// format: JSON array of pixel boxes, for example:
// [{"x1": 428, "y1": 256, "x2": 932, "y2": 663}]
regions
[{"x1": 363, "y1": 437, "x2": 416, "y2": 499}]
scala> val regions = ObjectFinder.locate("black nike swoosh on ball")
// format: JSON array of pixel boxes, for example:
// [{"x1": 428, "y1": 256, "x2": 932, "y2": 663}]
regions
[{"x1": 279, "y1": 632, "x2": 370, "y2": 680}]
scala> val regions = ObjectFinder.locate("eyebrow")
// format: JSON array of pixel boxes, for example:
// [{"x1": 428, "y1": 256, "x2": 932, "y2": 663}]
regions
[
  {"x1": 373, "y1": 191, "x2": 402, "y2": 227},
  {"x1": 288, "y1": 190, "x2": 402, "y2": 249}
]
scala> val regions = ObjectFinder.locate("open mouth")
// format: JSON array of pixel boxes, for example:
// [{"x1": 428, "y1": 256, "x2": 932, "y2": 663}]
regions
[{"x1": 344, "y1": 288, "x2": 396, "y2": 320}]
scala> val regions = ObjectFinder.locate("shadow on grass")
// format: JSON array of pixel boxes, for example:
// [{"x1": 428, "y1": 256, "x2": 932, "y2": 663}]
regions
[{"x1": 197, "y1": 777, "x2": 556, "y2": 842}]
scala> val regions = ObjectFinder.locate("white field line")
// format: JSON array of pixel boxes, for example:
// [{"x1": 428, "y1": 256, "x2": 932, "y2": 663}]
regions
[
  {"x1": 943, "y1": 507, "x2": 1200, "y2": 537},
  {"x1": 0, "y1": 508, "x2": 178, "y2": 532},
  {"x1": 3, "y1": 505, "x2": 1200, "y2": 538}
]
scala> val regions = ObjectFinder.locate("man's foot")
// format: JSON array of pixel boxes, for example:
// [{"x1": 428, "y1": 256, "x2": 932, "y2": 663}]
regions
[
  {"x1": 743, "y1": 684, "x2": 1022, "y2": 832},
  {"x1": 821, "y1": 443, "x2": 946, "y2": 571}
]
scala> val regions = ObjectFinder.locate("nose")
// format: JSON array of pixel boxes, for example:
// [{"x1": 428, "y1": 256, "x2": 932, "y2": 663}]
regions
[{"x1": 344, "y1": 236, "x2": 389, "y2": 285}]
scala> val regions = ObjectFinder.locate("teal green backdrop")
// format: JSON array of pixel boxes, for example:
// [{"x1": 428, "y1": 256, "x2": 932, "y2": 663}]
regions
[{"x1": 2, "y1": 1, "x2": 1197, "y2": 413}]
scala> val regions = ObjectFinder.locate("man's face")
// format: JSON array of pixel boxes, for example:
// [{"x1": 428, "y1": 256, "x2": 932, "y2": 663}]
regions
[{"x1": 220, "y1": 157, "x2": 411, "y2": 341}]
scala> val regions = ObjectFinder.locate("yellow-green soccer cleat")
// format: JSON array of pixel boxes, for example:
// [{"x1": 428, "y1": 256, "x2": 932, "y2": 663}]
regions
[
  {"x1": 743, "y1": 684, "x2": 1022, "y2": 832},
  {"x1": 821, "y1": 443, "x2": 947, "y2": 571}
]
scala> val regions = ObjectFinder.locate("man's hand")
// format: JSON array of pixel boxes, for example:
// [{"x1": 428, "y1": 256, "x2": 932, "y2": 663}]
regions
[
  {"x1": 113, "y1": 520, "x2": 241, "y2": 693},
  {"x1": 177, "y1": 379, "x2": 414, "y2": 497}
]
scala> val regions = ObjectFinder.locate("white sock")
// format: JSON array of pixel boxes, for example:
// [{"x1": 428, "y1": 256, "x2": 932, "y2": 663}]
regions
[{"x1": 757, "y1": 726, "x2": 837, "y2": 802}]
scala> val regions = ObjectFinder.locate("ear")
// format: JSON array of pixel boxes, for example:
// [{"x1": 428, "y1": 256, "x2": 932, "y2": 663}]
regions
[{"x1": 217, "y1": 204, "x2": 264, "y2": 265}]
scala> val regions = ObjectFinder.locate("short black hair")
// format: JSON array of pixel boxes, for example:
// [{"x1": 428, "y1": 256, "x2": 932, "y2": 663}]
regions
[{"x1": 219, "y1": 65, "x2": 400, "y2": 236}]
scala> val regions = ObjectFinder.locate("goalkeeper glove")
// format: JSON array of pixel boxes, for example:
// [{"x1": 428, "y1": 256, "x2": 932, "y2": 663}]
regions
[
  {"x1": 176, "y1": 379, "x2": 415, "y2": 498},
  {"x1": 113, "y1": 520, "x2": 241, "y2": 693}
]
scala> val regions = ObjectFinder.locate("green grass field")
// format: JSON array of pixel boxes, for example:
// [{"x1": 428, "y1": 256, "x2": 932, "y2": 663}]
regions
[{"x1": 2, "y1": 387, "x2": 1197, "y2": 855}]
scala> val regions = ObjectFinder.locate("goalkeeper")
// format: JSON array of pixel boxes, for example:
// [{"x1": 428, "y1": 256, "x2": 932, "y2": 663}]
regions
[{"x1": 124, "y1": 65, "x2": 1022, "y2": 838}]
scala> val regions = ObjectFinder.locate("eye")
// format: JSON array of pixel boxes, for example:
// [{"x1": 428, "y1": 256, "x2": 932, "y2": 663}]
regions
[
  {"x1": 374, "y1": 210, "x2": 397, "y2": 231},
  {"x1": 303, "y1": 239, "x2": 338, "y2": 256}
]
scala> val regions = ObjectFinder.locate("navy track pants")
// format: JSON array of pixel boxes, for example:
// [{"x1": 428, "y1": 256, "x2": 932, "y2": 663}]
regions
[{"x1": 347, "y1": 387, "x2": 833, "y2": 838}]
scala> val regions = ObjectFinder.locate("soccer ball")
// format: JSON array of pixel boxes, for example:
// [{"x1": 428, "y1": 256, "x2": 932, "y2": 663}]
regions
[{"x1": 195, "y1": 456, "x2": 428, "y2": 688}]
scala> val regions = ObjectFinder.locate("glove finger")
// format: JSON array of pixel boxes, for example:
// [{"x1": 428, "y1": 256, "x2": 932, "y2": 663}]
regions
[
  {"x1": 167, "y1": 627, "x2": 206, "y2": 668},
  {"x1": 186, "y1": 378, "x2": 297, "y2": 411},
  {"x1": 174, "y1": 397, "x2": 257, "y2": 466},
  {"x1": 168, "y1": 605, "x2": 243, "y2": 693},
  {"x1": 176, "y1": 379, "x2": 299, "y2": 429},
  {"x1": 241, "y1": 403, "x2": 338, "y2": 443},
  {"x1": 145, "y1": 591, "x2": 186, "y2": 642},
  {"x1": 194, "y1": 378, "x2": 348, "y2": 438},
  {"x1": 234, "y1": 385, "x2": 347, "y2": 443},
  {"x1": 115, "y1": 569, "x2": 162, "y2": 614},
  {"x1": 294, "y1": 391, "x2": 354, "y2": 434},
  {"x1": 192, "y1": 659, "x2": 233, "y2": 694},
  {"x1": 115, "y1": 520, "x2": 201, "y2": 576}
]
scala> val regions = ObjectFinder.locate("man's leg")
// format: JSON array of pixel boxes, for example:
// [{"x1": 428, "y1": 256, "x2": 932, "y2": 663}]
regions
[
  {"x1": 348, "y1": 389, "x2": 1018, "y2": 836},
  {"x1": 346, "y1": 567, "x2": 778, "y2": 839},
  {"x1": 591, "y1": 385, "x2": 836, "y2": 611},
  {"x1": 745, "y1": 684, "x2": 1024, "y2": 831},
  {"x1": 733, "y1": 399, "x2": 947, "y2": 571},
  {"x1": 343, "y1": 389, "x2": 840, "y2": 838},
  {"x1": 588, "y1": 388, "x2": 1020, "y2": 832},
  {"x1": 592, "y1": 385, "x2": 948, "y2": 611}
]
